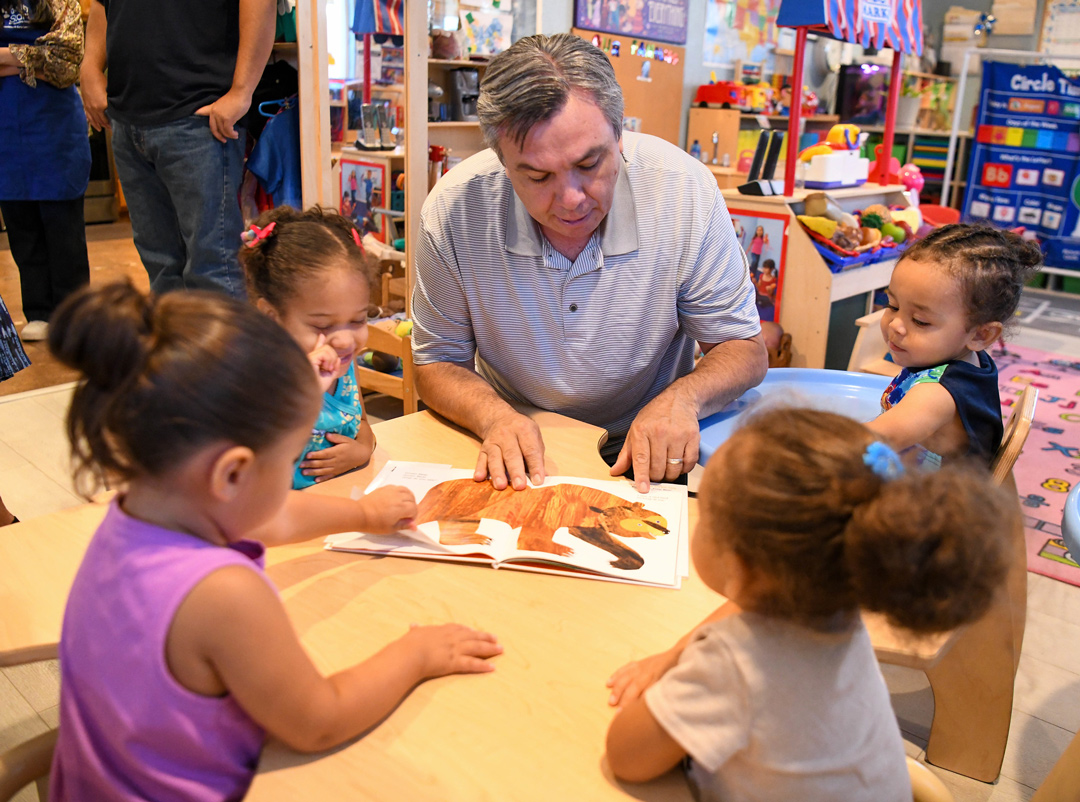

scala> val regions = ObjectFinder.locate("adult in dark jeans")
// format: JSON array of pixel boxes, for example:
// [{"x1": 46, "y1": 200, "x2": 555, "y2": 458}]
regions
[
  {"x1": 80, "y1": 0, "x2": 276, "y2": 297},
  {"x1": 0, "y1": 0, "x2": 91, "y2": 342}
]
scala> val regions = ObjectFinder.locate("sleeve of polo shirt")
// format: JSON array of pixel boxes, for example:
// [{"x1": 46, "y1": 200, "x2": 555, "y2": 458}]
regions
[
  {"x1": 676, "y1": 188, "x2": 761, "y2": 345},
  {"x1": 644, "y1": 626, "x2": 750, "y2": 772},
  {"x1": 411, "y1": 212, "x2": 478, "y2": 366}
]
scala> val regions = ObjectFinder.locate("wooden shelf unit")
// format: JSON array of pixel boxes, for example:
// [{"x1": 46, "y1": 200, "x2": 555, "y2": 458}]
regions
[{"x1": 721, "y1": 183, "x2": 913, "y2": 370}]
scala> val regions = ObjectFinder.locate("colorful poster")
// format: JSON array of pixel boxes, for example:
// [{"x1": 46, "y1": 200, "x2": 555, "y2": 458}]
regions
[
  {"x1": 702, "y1": 0, "x2": 781, "y2": 67},
  {"x1": 574, "y1": 0, "x2": 689, "y2": 45},
  {"x1": 962, "y1": 62, "x2": 1080, "y2": 270},
  {"x1": 728, "y1": 208, "x2": 788, "y2": 323},
  {"x1": 340, "y1": 158, "x2": 387, "y2": 242}
]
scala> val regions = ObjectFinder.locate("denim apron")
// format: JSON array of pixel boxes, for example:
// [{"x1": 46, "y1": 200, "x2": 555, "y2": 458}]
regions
[{"x1": 0, "y1": 8, "x2": 90, "y2": 200}]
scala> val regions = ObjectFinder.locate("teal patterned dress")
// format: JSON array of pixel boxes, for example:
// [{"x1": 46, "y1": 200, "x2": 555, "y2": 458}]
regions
[{"x1": 293, "y1": 361, "x2": 364, "y2": 489}]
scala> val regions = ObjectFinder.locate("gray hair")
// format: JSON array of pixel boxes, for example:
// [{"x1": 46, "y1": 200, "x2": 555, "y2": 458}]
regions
[{"x1": 477, "y1": 33, "x2": 624, "y2": 160}]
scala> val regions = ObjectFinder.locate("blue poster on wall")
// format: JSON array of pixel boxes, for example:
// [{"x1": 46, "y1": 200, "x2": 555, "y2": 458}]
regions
[
  {"x1": 574, "y1": 0, "x2": 689, "y2": 45},
  {"x1": 963, "y1": 62, "x2": 1080, "y2": 270}
]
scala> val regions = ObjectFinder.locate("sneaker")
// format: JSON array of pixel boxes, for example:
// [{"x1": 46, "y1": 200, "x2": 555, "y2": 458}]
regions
[{"x1": 20, "y1": 320, "x2": 48, "y2": 341}]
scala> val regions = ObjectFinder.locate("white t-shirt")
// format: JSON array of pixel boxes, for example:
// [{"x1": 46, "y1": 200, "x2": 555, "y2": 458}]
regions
[{"x1": 644, "y1": 612, "x2": 910, "y2": 802}]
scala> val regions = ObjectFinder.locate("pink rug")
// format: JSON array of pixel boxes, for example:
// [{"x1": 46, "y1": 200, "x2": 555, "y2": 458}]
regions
[{"x1": 994, "y1": 343, "x2": 1080, "y2": 586}]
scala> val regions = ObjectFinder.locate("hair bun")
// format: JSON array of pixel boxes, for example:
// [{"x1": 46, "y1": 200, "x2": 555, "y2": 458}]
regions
[{"x1": 48, "y1": 281, "x2": 154, "y2": 391}]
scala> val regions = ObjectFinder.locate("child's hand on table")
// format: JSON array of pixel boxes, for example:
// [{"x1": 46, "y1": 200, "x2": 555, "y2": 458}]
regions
[
  {"x1": 361, "y1": 485, "x2": 418, "y2": 533},
  {"x1": 402, "y1": 623, "x2": 503, "y2": 676},
  {"x1": 307, "y1": 334, "x2": 339, "y2": 393},
  {"x1": 606, "y1": 648, "x2": 681, "y2": 707}
]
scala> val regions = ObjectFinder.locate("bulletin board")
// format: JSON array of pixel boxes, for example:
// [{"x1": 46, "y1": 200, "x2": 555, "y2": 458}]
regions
[
  {"x1": 1039, "y1": 0, "x2": 1080, "y2": 69},
  {"x1": 573, "y1": 28, "x2": 684, "y2": 145}
]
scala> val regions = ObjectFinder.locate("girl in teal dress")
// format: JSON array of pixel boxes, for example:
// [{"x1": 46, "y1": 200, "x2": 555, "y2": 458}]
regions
[{"x1": 240, "y1": 206, "x2": 377, "y2": 488}]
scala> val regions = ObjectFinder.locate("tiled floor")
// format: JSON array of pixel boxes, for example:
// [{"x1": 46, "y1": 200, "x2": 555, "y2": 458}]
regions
[{"x1": 1, "y1": 224, "x2": 1078, "y2": 800}]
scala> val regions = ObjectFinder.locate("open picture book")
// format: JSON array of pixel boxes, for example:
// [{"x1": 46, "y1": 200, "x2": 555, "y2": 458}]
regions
[{"x1": 325, "y1": 461, "x2": 690, "y2": 588}]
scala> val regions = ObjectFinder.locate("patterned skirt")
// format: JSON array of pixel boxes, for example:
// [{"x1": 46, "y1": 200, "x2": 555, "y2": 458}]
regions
[{"x1": 0, "y1": 290, "x2": 30, "y2": 381}]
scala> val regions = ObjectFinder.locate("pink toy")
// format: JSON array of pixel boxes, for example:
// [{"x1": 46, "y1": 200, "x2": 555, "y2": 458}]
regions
[{"x1": 900, "y1": 163, "x2": 924, "y2": 206}]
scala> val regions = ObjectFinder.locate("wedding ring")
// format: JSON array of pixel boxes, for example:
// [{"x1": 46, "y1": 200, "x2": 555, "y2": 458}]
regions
[{"x1": 667, "y1": 458, "x2": 683, "y2": 464}]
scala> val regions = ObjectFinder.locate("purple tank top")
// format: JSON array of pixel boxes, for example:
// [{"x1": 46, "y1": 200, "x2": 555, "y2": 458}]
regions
[{"x1": 51, "y1": 500, "x2": 270, "y2": 801}]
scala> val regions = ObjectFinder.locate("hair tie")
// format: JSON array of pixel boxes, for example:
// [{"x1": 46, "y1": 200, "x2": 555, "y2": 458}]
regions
[
  {"x1": 351, "y1": 228, "x2": 364, "y2": 250},
  {"x1": 241, "y1": 222, "x2": 277, "y2": 248},
  {"x1": 864, "y1": 441, "x2": 904, "y2": 481}
]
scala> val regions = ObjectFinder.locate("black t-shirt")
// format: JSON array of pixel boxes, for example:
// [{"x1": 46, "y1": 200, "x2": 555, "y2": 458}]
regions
[{"x1": 98, "y1": 0, "x2": 239, "y2": 125}]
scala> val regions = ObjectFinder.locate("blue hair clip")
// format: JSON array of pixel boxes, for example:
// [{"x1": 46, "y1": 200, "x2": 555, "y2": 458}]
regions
[{"x1": 863, "y1": 441, "x2": 905, "y2": 480}]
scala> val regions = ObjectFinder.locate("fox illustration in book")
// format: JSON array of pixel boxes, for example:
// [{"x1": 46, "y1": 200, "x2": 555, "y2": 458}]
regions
[{"x1": 415, "y1": 480, "x2": 670, "y2": 570}]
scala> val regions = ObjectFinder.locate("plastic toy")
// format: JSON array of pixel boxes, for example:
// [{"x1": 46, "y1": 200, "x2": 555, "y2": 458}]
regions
[
  {"x1": 796, "y1": 124, "x2": 869, "y2": 189},
  {"x1": 395, "y1": 319, "x2": 414, "y2": 337},
  {"x1": 899, "y1": 163, "x2": 924, "y2": 206}
]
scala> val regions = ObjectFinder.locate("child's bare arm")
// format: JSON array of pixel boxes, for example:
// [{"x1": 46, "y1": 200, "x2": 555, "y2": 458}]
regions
[
  {"x1": 866, "y1": 381, "x2": 957, "y2": 452},
  {"x1": 172, "y1": 567, "x2": 501, "y2": 753},
  {"x1": 249, "y1": 485, "x2": 417, "y2": 546},
  {"x1": 607, "y1": 601, "x2": 741, "y2": 707},
  {"x1": 606, "y1": 698, "x2": 687, "y2": 782}
]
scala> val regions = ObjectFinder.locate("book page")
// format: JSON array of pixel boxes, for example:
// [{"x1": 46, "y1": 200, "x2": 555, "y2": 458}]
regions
[
  {"x1": 499, "y1": 477, "x2": 686, "y2": 588},
  {"x1": 326, "y1": 462, "x2": 688, "y2": 588},
  {"x1": 326, "y1": 462, "x2": 518, "y2": 563}
]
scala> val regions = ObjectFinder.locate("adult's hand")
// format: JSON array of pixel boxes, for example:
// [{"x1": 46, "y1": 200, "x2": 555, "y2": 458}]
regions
[
  {"x1": 475, "y1": 409, "x2": 546, "y2": 491},
  {"x1": 80, "y1": 67, "x2": 110, "y2": 131},
  {"x1": 610, "y1": 389, "x2": 700, "y2": 493},
  {"x1": 195, "y1": 88, "x2": 251, "y2": 143}
]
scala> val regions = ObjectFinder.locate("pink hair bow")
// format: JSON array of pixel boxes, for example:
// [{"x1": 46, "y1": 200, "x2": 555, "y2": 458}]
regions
[
  {"x1": 242, "y1": 222, "x2": 277, "y2": 248},
  {"x1": 351, "y1": 228, "x2": 364, "y2": 251}
]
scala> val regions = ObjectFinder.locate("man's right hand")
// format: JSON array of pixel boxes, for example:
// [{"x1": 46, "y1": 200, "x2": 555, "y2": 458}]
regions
[
  {"x1": 80, "y1": 68, "x2": 110, "y2": 131},
  {"x1": 475, "y1": 410, "x2": 546, "y2": 491}
]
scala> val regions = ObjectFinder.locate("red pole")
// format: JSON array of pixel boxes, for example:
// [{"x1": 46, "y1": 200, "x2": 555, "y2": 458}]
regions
[
  {"x1": 878, "y1": 48, "x2": 903, "y2": 185},
  {"x1": 782, "y1": 26, "x2": 809, "y2": 197},
  {"x1": 363, "y1": 33, "x2": 372, "y2": 104}
]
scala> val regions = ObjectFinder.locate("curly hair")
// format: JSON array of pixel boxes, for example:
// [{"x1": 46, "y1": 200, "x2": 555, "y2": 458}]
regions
[
  {"x1": 898, "y1": 224, "x2": 1041, "y2": 333},
  {"x1": 237, "y1": 205, "x2": 373, "y2": 314},
  {"x1": 697, "y1": 407, "x2": 1012, "y2": 634}
]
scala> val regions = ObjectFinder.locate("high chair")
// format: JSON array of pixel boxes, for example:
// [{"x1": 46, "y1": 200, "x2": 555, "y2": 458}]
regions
[
  {"x1": 866, "y1": 390, "x2": 1038, "y2": 783},
  {"x1": 0, "y1": 729, "x2": 55, "y2": 802},
  {"x1": 355, "y1": 320, "x2": 418, "y2": 414},
  {"x1": 846, "y1": 308, "x2": 897, "y2": 377}
]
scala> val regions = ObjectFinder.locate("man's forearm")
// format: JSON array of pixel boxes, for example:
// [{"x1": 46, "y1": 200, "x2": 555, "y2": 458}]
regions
[
  {"x1": 414, "y1": 362, "x2": 521, "y2": 439},
  {"x1": 663, "y1": 336, "x2": 768, "y2": 420},
  {"x1": 233, "y1": 0, "x2": 277, "y2": 98}
]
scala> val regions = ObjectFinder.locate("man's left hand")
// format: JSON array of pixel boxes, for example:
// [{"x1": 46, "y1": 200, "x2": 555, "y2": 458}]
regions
[
  {"x1": 195, "y1": 89, "x2": 251, "y2": 142},
  {"x1": 610, "y1": 391, "x2": 700, "y2": 493}
]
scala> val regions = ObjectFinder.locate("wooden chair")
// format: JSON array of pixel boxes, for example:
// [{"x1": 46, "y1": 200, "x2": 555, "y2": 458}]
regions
[
  {"x1": 991, "y1": 384, "x2": 1038, "y2": 486},
  {"x1": 866, "y1": 389, "x2": 1039, "y2": 783},
  {"x1": 0, "y1": 729, "x2": 55, "y2": 802},
  {"x1": 847, "y1": 308, "x2": 898, "y2": 377},
  {"x1": 908, "y1": 728, "x2": 1080, "y2": 801},
  {"x1": 355, "y1": 321, "x2": 418, "y2": 414}
]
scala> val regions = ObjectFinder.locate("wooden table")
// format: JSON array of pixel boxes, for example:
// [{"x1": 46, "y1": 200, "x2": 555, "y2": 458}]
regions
[
  {"x1": 0, "y1": 409, "x2": 706, "y2": 800},
  {"x1": 0, "y1": 405, "x2": 1027, "y2": 789}
]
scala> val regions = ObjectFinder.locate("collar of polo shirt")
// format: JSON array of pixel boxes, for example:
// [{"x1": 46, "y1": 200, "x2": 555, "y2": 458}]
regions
[{"x1": 503, "y1": 149, "x2": 639, "y2": 258}]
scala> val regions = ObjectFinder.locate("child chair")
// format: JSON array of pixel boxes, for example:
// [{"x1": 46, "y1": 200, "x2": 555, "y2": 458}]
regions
[
  {"x1": 0, "y1": 729, "x2": 55, "y2": 802},
  {"x1": 907, "y1": 727, "x2": 1080, "y2": 801},
  {"x1": 867, "y1": 389, "x2": 1038, "y2": 782},
  {"x1": 355, "y1": 320, "x2": 418, "y2": 414}
]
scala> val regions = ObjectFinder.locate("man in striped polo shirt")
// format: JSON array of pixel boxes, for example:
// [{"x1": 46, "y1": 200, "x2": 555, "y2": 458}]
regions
[{"x1": 412, "y1": 33, "x2": 767, "y2": 494}]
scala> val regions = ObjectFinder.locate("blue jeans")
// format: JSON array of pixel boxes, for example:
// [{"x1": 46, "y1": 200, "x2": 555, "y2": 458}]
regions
[{"x1": 110, "y1": 115, "x2": 246, "y2": 297}]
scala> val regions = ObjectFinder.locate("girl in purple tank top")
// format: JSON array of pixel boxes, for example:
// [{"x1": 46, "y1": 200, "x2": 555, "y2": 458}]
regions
[{"x1": 47, "y1": 283, "x2": 502, "y2": 802}]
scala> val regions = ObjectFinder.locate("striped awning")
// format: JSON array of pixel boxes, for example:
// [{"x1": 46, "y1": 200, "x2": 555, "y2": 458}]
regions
[{"x1": 776, "y1": 0, "x2": 922, "y2": 56}]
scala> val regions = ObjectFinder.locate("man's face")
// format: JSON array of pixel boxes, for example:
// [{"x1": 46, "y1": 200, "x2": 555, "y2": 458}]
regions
[{"x1": 497, "y1": 92, "x2": 622, "y2": 254}]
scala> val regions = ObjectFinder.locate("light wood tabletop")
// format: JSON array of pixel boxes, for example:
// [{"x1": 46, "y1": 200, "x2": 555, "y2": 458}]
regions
[
  {"x1": 1, "y1": 404, "x2": 1025, "y2": 792},
  {"x1": 0, "y1": 409, "x2": 709, "y2": 799}
]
